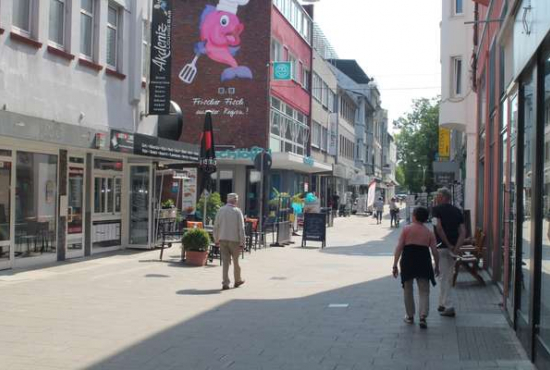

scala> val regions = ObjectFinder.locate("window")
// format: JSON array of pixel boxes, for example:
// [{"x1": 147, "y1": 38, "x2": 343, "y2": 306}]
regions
[
  {"x1": 312, "y1": 122, "x2": 320, "y2": 148},
  {"x1": 106, "y1": 3, "x2": 120, "y2": 69},
  {"x1": 328, "y1": 89, "x2": 335, "y2": 113},
  {"x1": 452, "y1": 57, "x2": 463, "y2": 96},
  {"x1": 322, "y1": 81, "x2": 329, "y2": 108},
  {"x1": 271, "y1": 39, "x2": 282, "y2": 62},
  {"x1": 270, "y1": 97, "x2": 309, "y2": 155},
  {"x1": 142, "y1": 20, "x2": 151, "y2": 79},
  {"x1": 312, "y1": 73, "x2": 322, "y2": 101},
  {"x1": 289, "y1": 54, "x2": 298, "y2": 81},
  {"x1": 454, "y1": 0, "x2": 463, "y2": 15},
  {"x1": 12, "y1": 0, "x2": 32, "y2": 34},
  {"x1": 302, "y1": 68, "x2": 310, "y2": 91},
  {"x1": 80, "y1": 0, "x2": 95, "y2": 59},
  {"x1": 49, "y1": 0, "x2": 66, "y2": 47}
]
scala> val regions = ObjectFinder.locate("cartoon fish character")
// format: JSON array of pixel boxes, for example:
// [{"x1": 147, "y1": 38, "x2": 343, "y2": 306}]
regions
[{"x1": 194, "y1": 0, "x2": 253, "y2": 82}]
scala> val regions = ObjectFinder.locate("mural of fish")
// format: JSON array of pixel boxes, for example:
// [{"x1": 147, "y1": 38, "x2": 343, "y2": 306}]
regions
[{"x1": 179, "y1": 0, "x2": 253, "y2": 84}]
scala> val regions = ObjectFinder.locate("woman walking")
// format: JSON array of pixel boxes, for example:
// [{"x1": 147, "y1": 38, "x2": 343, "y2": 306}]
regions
[{"x1": 392, "y1": 206, "x2": 440, "y2": 329}]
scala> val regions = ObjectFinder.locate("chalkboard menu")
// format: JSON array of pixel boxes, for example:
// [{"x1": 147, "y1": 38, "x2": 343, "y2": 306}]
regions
[{"x1": 302, "y1": 213, "x2": 326, "y2": 248}]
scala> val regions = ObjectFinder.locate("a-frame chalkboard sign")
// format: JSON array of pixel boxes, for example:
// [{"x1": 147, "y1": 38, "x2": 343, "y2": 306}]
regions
[{"x1": 301, "y1": 213, "x2": 327, "y2": 248}]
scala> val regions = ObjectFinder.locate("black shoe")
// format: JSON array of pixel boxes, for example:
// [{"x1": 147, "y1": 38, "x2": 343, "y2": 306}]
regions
[
  {"x1": 419, "y1": 316, "x2": 427, "y2": 329},
  {"x1": 440, "y1": 308, "x2": 456, "y2": 317},
  {"x1": 222, "y1": 285, "x2": 230, "y2": 290},
  {"x1": 437, "y1": 306, "x2": 445, "y2": 312}
]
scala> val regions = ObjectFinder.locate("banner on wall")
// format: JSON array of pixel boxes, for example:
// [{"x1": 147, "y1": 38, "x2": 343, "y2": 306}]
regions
[
  {"x1": 148, "y1": 0, "x2": 173, "y2": 115},
  {"x1": 328, "y1": 113, "x2": 338, "y2": 156},
  {"x1": 367, "y1": 181, "x2": 377, "y2": 208}
]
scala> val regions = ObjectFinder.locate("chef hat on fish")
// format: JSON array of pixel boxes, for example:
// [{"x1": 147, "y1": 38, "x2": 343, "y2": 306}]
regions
[{"x1": 217, "y1": 0, "x2": 249, "y2": 14}]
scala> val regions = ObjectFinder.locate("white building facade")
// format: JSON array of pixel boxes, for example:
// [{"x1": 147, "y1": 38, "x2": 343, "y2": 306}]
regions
[
  {"x1": 439, "y1": 0, "x2": 477, "y2": 214},
  {"x1": 0, "y1": 0, "x2": 196, "y2": 271}
]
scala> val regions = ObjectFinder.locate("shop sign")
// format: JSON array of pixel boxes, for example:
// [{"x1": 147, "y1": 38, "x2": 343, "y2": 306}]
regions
[
  {"x1": 328, "y1": 113, "x2": 338, "y2": 156},
  {"x1": 216, "y1": 147, "x2": 270, "y2": 162},
  {"x1": 148, "y1": 0, "x2": 173, "y2": 115},
  {"x1": 134, "y1": 134, "x2": 199, "y2": 161},
  {"x1": 438, "y1": 128, "x2": 450, "y2": 160},
  {"x1": 434, "y1": 172, "x2": 454, "y2": 185},
  {"x1": 273, "y1": 62, "x2": 292, "y2": 81},
  {"x1": 110, "y1": 130, "x2": 135, "y2": 153},
  {"x1": 94, "y1": 132, "x2": 108, "y2": 150},
  {"x1": 303, "y1": 157, "x2": 314, "y2": 166}
]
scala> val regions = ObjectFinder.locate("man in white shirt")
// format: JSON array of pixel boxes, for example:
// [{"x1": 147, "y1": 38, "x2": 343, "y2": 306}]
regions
[
  {"x1": 214, "y1": 193, "x2": 246, "y2": 290},
  {"x1": 374, "y1": 197, "x2": 384, "y2": 224}
]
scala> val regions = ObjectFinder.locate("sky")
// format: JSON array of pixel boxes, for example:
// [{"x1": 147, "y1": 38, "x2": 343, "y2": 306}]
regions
[{"x1": 310, "y1": 0, "x2": 442, "y2": 129}]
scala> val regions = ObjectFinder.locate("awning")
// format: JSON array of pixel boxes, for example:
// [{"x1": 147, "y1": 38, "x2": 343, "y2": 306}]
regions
[{"x1": 271, "y1": 152, "x2": 333, "y2": 174}]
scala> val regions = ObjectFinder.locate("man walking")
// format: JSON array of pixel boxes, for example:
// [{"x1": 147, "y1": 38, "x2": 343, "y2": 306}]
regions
[
  {"x1": 432, "y1": 187, "x2": 466, "y2": 317},
  {"x1": 214, "y1": 193, "x2": 246, "y2": 290},
  {"x1": 374, "y1": 197, "x2": 384, "y2": 224}
]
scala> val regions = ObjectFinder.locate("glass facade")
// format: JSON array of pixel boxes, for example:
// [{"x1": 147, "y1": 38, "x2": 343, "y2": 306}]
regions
[
  {"x1": 270, "y1": 97, "x2": 309, "y2": 156},
  {"x1": 15, "y1": 152, "x2": 58, "y2": 259},
  {"x1": 0, "y1": 159, "x2": 11, "y2": 262}
]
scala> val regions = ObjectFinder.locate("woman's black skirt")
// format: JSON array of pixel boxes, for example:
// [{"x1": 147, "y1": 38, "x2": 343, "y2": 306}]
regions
[{"x1": 400, "y1": 244, "x2": 436, "y2": 287}]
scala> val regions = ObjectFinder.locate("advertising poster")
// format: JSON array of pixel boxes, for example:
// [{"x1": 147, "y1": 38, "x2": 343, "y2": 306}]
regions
[
  {"x1": 171, "y1": 0, "x2": 271, "y2": 147},
  {"x1": 180, "y1": 168, "x2": 198, "y2": 215}
]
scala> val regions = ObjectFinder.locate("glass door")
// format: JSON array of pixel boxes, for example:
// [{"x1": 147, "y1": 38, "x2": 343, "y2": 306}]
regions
[
  {"x1": 129, "y1": 165, "x2": 151, "y2": 248},
  {"x1": 0, "y1": 153, "x2": 12, "y2": 270},
  {"x1": 67, "y1": 160, "x2": 85, "y2": 259},
  {"x1": 507, "y1": 94, "x2": 518, "y2": 316}
]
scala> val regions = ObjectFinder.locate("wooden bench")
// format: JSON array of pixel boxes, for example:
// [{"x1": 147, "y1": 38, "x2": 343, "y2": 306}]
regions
[{"x1": 452, "y1": 228, "x2": 485, "y2": 286}]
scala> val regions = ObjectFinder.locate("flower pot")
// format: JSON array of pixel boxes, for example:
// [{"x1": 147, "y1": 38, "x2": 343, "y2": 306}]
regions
[{"x1": 185, "y1": 250, "x2": 209, "y2": 266}]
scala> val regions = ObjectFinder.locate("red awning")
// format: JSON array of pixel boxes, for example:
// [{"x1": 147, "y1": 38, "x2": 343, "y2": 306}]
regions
[{"x1": 472, "y1": 0, "x2": 489, "y2": 6}]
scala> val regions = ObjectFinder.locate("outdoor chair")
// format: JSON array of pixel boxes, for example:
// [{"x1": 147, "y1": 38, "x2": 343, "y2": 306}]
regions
[{"x1": 452, "y1": 228, "x2": 485, "y2": 286}]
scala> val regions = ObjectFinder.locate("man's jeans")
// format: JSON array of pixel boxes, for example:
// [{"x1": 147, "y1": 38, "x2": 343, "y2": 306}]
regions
[
  {"x1": 438, "y1": 248, "x2": 455, "y2": 308},
  {"x1": 220, "y1": 240, "x2": 242, "y2": 287}
]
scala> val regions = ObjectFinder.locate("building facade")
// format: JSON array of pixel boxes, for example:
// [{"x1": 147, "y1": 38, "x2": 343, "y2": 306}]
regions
[
  {"x1": 0, "y1": 0, "x2": 198, "y2": 271},
  {"x1": 471, "y1": 0, "x2": 550, "y2": 367},
  {"x1": 439, "y1": 0, "x2": 477, "y2": 214}
]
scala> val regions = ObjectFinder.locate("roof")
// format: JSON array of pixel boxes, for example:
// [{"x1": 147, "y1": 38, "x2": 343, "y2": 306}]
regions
[{"x1": 327, "y1": 59, "x2": 371, "y2": 84}]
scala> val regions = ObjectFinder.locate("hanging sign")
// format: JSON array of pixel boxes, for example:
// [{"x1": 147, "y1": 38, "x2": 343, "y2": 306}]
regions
[
  {"x1": 438, "y1": 128, "x2": 450, "y2": 160},
  {"x1": 148, "y1": 0, "x2": 173, "y2": 115},
  {"x1": 273, "y1": 62, "x2": 292, "y2": 80}
]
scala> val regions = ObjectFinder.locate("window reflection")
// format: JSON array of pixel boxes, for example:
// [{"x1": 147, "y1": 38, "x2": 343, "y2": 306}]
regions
[
  {"x1": 540, "y1": 57, "x2": 550, "y2": 347},
  {"x1": 15, "y1": 152, "x2": 58, "y2": 258}
]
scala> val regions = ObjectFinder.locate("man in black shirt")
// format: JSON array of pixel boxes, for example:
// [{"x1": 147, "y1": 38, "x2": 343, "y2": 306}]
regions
[{"x1": 432, "y1": 187, "x2": 466, "y2": 317}]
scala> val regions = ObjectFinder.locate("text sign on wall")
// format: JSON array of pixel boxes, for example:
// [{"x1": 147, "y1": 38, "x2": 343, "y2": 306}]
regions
[
  {"x1": 149, "y1": 0, "x2": 173, "y2": 115},
  {"x1": 438, "y1": 128, "x2": 450, "y2": 160}
]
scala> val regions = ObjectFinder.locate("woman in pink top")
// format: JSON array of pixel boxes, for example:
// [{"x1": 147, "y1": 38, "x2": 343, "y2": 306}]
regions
[{"x1": 392, "y1": 206, "x2": 440, "y2": 329}]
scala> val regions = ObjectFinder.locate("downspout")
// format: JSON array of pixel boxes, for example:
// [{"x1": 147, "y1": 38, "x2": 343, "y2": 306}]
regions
[{"x1": 472, "y1": 3, "x2": 479, "y2": 92}]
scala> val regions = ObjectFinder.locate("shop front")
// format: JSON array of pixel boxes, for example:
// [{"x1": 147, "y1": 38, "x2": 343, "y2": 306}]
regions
[
  {"x1": 499, "y1": 7, "x2": 550, "y2": 367},
  {"x1": 0, "y1": 114, "x2": 198, "y2": 271}
]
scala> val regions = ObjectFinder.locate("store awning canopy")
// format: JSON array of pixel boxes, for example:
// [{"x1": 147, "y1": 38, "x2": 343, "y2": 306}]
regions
[{"x1": 271, "y1": 152, "x2": 333, "y2": 174}]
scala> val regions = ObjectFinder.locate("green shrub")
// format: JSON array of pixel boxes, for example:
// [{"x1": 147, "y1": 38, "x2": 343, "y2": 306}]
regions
[
  {"x1": 197, "y1": 192, "x2": 222, "y2": 223},
  {"x1": 182, "y1": 229, "x2": 210, "y2": 252}
]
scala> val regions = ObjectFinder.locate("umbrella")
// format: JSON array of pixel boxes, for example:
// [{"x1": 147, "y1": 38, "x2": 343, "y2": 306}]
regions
[{"x1": 199, "y1": 111, "x2": 217, "y2": 225}]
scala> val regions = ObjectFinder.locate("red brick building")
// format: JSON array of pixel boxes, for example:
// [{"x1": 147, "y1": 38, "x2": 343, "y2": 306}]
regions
[{"x1": 170, "y1": 0, "x2": 330, "y2": 215}]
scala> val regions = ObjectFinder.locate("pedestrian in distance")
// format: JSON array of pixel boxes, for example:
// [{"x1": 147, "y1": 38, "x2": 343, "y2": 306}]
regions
[
  {"x1": 374, "y1": 197, "x2": 384, "y2": 224},
  {"x1": 389, "y1": 197, "x2": 399, "y2": 227},
  {"x1": 432, "y1": 187, "x2": 466, "y2": 317},
  {"x1": 214, "y1": 193, "x2": 246, "y2": 291},
  {"x1": 392, "y1": 206, "x2": 440, "y2": 329}
]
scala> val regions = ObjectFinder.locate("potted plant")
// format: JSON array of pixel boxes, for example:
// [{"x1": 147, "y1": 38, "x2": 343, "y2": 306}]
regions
[
  {"x1": 182, "y1": 228, "x2": 211, "y2": 266},
  {"x1": 160, "y1": 199, "x2": 175, "y2": 218}
]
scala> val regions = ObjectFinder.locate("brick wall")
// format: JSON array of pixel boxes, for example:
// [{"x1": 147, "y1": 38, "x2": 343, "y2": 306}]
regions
[{"x1": 171, "y1": 0, "x2": 272, "y2": 149}]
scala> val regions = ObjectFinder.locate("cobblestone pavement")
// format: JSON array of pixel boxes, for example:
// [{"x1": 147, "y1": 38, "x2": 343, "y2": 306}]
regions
[{"x1": 0, "y1": 214, "x2": 536, "y2": 370}]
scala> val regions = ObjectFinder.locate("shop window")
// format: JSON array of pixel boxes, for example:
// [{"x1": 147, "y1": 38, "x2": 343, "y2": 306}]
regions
[
  {"x1": 539, "y1": 55, "x2": 550, "y2": 349},
  {"x1": 454, "y1": 0, "x2": 463, "y2": 15},
  {"x1": 0, "y1": 159, "x2": 11, "y2": 261},
  {"x1": 15, "y1": 152, "x2": 58, "y2": 259},
  {"x1": 49, "y1": 0, "x2": 67, "y2": 48},
  {"x1": 94, "y1": 176, "x2": 122, "y2": 215}
]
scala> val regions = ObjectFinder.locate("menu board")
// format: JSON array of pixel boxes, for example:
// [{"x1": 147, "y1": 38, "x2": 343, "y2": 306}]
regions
[
  {"x1": 179, "y1": 168, "x2": 197, "y2": 215},
  {"x1": 301, "y1": 213, "x2": 327, "y2": 248}
]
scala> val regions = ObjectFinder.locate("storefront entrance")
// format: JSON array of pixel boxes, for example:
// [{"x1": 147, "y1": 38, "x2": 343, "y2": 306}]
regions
[
  {"x1": 128, "y1": 164, "x2": 152, "y2": 248},
  {"x1": 67, "y1": 156, "x2": 85, "y2": 259}
]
